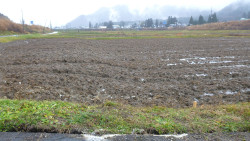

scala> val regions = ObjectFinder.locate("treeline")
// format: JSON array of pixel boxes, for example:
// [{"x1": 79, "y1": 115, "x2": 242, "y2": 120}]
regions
[
  {"x1": 242, "y1": 11, "x2": 250, "y2": 19},
  {"x1": 90, "y1": 16, "x2": 180, "y2": 29},
  {"x1": 189, "y1": 13, "x2": 218, "y2": 25}
]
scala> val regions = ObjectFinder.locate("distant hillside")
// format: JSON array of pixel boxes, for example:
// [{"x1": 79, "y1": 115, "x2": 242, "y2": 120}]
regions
[
  {"x1": 67, "y1": 1, "x2": 250, "y2": 28},
  {"x1": 67, "y1": 5, "x2": 209, "y2": 28},
  {"x1": 186, "y1": 20, "x2": 250, "y2": 30},
  {"x1": 0, "y1": 13, "x2": 9, "y2": 20},
  {"x1": 0, "y1": 13, "x2": 50, "y2": 34},
  {"x1": 218, "y1": 1, "x2": 250, "y2": 21}
]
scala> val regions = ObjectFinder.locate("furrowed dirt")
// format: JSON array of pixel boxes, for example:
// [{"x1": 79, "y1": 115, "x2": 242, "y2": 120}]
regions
[{"x1": 0, "y1": 38, "x2": 249, "y2": 107}]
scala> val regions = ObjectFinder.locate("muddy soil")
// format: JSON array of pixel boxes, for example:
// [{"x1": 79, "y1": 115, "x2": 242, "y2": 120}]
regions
[{"x1": 0, "y1": 38, "x2": 249, "y2": 107}]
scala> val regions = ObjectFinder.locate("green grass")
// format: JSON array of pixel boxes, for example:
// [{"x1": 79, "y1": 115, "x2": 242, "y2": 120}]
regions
[
  {"x1": 0, "y1": 99, "x2": 249, "y2": 134},
  {"x1": 1, "y1": 30, "x2": 250, "y2": 43}
]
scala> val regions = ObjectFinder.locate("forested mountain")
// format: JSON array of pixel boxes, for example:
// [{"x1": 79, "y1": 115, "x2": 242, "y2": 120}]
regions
[
  {"x1": 217, "y1": 0, "x2": 250, "y2": 21},
  {"x1": 67, "y1": 1, "x2": 250, "y2": 28}
]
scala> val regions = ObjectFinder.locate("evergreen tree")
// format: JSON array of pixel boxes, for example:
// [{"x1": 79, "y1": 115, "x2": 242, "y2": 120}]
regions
[
  {"x1": 131, "y1": 23, "x2": 137, "y2": 28},
  {"x1": 103, "y1": 22, "x2": 108, "y2": 26},
  {"x1": 189, "y1": 16, "x2": 194, "y2": 25},
  {"x1": 107, "y1": 21, "x2": 113, "y2": 29},
  {"x1": 166, "y1": 16, "x2": 177, "y2": 27},
  {"x1": 208, "y1": 13, "x2": 218, "y2": 23},
  {"x1": 208, "y1": 15, "x2": 212, "y2": 23},
  {"x1": 120, "y1": 21, "x2": 125, "y2": 28},
  {"x1": 89, "y1": 22, "x2": 92, "y2": 29},
  {"x1": 212, "y1": 13, "x2": 218, "y2": 22},
  {"x1": 94, "y1": 23, "x2": 98, "y2": 29},
  {"x1": 248, "y1": 11, "x2": 250, "y2": 18},
  {"x1": 242, "y1": 12, "x2": 247, "y2": 18},
  {"x1": 159, "y1": 21, "x2": 163, "y2": 27},
  {"x1": 145, "y1": 18, "x2": 153, "y2": 28},
  {"x1": 155, "y1": 19, "x2": 159, "y2": 28},
  {"x1": 198, "y1": 15, "x2": 206, "y2": 25},
  {"x1": 140, "y1": 21, "x2": 145, "y2": 28}
]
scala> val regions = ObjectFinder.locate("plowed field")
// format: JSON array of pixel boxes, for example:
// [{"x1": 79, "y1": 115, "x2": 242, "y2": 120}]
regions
[{"x1": 0, "y1": 38, "x2": 249, "y2": 107}]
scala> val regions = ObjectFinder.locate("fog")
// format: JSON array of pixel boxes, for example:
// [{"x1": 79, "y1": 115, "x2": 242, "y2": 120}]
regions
[{"x1": 0, "y1": 0, "x2": 247, "y2": 26}]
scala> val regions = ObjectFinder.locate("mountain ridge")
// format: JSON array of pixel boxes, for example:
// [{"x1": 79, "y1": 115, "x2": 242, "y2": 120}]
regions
[{"x1": 67, "y1": 1, "x2": 250, "y2": 28}]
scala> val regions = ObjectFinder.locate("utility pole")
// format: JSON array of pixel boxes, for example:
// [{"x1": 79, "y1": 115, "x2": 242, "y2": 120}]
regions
[
  {"x1": 21, "y1": 10, "x2": 24, "y2": 33},
  {"x1": 50, "y1": 21, "x2": 53, "y2": 31},
  {"x1": 43, "y1": 20, "x2": 47, "y2": 34}
]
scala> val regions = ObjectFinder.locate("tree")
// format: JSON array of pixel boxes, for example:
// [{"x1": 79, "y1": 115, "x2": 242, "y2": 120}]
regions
[
  {"x1": 166, "y1": 16, "x2": 177, "y2": 27},
  {"x1": 208, "y1": 13, "x2": 218, "y2": 23},
  {"x1": 140, "y1": 21, "x2": 145, "y2": 28},
  {"x1": 94, "y1": 23, "x2": 98, "y2": 29},
  {"x1": 189, "y1": 16, "x2": 194, "y2": 25},
  {"x1": 89, "y1": 22, "x2": 92, "y2": 29},
  {"x1": 131, "y1": 23, "x2": 137, "y2": 28},
  {"x1": 103, "y1": 22, "x2": 108, "y2": 26},
  {"x1": 155, "y1": 19, "x2": 159, "y2": 28},
  {"x1": 120, "y1": 21, "x2": 125, "y2": 28},
  {"x1": 212, "y1": 13, "x2": 218, "y2": 22},
  {"x1": 248, "y1": 11, "x2": 250, "y2": 18},
  {"x1": 242, "y1": 12, "x2": 247, "y2": 18},
  {"x1": 145, "y1": 18, "x2": 153, "y2": 28},
  {"x1": 208, "y1": 15, "x2": 212, "y2": 23},
  {"x1": 198, "y1": 15, "x2": 206, "y2": 25},
  {"x1": 107, "y1": 21, "x2": 113, "y2": 29},
  {"x1": 159, "y1": 21, "x2": 163, "y2": 27}
]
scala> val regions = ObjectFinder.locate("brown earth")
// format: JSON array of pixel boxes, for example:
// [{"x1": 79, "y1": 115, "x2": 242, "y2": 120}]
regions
[
  {"x1": 0, "y1": 38, "x2": 249, "y2": 107},
  {"x1": 186, "y1": 20, "x2": 250, "y2": 30}
]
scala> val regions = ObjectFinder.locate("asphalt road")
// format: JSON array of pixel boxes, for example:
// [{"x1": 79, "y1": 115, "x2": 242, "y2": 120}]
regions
[{"x1": 0, "y1": 132, "x2": 250, "y2": 141}]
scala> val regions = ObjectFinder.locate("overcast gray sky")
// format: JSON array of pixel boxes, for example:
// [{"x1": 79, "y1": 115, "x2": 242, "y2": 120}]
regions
[{"x1": 0, "y1": 0, "x2": 242, "y2": 26}]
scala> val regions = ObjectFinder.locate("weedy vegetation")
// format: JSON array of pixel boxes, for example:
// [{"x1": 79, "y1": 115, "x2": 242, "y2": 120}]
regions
[
  {"x1": 0, "y1": 99, "x2": 249, "y2": 134},
  {"x1": 1, "y1": 30, "x2": 250, "y2": 43}
]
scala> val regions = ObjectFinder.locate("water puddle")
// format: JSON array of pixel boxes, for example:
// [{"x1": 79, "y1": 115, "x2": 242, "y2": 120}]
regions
[
  {"x1": 180, "y1": 56, "x2": 235, "y2": 65},
  {"x1": 241, "y1": 88, "x2": 250, "y2": 93},
  {"x1": 167, "y1": 63, "x2": 177, "y2": 66},
  {"x1": 218, "y1": 65, "x2": 249, "y2": 68},
  {"x1": 0, "y1": 35, "x2": 18, "y2": 38},
  {"x1": 225, "y1": 90, "x2": 238, "y2": 95},
  {"x1": 44, "y1": 31, "x2": 58, "y2": 35},
  {"x1": 202, "y1": 93, "x2": 214, "y2": 96},
  {"x1": 196, "y1": 74, "x2": 208, "y2": 77},
  {"x1": 209, "y1": 60, "x2": 233, "y2": 64},
  {"x1": 0, "y1": 32, "x2": 58, "y2": 38}
]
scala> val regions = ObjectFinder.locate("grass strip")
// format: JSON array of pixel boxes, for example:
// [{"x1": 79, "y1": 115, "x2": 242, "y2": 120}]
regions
[
  {"x1": 1, "y1": 30, "x2": 250, "y2": 43},
  {"x1": 0, "y1": 99, "x2": 249, "y2": 134}
]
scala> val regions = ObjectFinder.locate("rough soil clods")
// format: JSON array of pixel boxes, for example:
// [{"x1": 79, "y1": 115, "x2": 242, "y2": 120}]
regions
[{"x1": 0, "y1": 38, "x2": 249, "y2": 107}]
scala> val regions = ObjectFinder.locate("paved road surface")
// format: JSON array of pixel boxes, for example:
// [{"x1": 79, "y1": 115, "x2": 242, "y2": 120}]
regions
[{"x1": 0, "y1": 132, "x2": 250, "y2": 141}]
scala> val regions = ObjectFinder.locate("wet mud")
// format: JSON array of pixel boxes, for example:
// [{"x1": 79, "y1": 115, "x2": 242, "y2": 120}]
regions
[{"x1": 0, "y1": 38, "x2": 249, "y2": 107}]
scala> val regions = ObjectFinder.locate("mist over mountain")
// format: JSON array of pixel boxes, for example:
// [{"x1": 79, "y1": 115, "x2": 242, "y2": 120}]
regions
[
  {"x1": 66, "y1": 5, "x2": 209, "y2": 28},
  {"x1": 218, "y1": 0, "x2": 250, "y2": 21},
  {"x1": 67, "y1": 1, "x2": 250, "y2": 28}
]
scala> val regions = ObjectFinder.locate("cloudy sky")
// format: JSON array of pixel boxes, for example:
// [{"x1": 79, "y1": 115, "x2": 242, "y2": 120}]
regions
[{"x1": 0, "y1": 0, "x2": 242, "y2": 27}]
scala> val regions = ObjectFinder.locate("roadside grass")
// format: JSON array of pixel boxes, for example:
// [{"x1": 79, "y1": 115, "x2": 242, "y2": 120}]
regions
[
  {"x1": 1, "y1": 30, "x2": 250, "y2": 43},
  {"x1": 0, "y1": 31, "x2": 19, "y2": 36},
  {"x1": 0, "y1": 99, "x2": 249, "y2": 134},
  {"x1": 0, "y1": 33, "x2": 62, "y2": 43}
]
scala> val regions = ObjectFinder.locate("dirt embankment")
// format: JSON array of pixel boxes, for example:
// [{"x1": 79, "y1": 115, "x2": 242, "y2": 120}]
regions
[
  {"x1": 186, "y1": 20, "x2": 250, "y2": 30},
  {"x1": 0, "y1": 13, "x2": 50, "y2": 33},
  {"x1": 0, "y1": 38, "x2": 249, "y2": 107}
]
